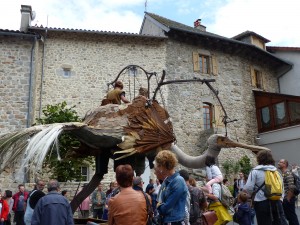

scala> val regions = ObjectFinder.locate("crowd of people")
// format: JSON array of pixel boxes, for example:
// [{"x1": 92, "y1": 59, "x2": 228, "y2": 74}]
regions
[{"x1": 0, "y1": 147, "x2": 299, "y2": 225}]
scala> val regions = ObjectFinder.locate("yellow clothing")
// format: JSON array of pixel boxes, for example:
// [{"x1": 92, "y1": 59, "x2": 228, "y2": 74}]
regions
[
  {"x1": 208, "y1": 201, "x2": 232, "y2": 225},
  {"x1": 106, "y1": 88, "x2": 125, "y2": 105}
]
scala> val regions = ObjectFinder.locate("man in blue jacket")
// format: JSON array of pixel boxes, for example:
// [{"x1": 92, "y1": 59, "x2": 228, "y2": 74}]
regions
[{"x1": 31, "y1": 179, "x2": 74, "y2": 225}]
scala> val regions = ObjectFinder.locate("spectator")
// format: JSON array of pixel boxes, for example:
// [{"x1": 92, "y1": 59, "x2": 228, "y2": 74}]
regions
[
  {"x1": 205, "y1": 155, "x2": 223, "y2": 194},
  {"x1": 102, "y1": 181, "x2": 118, "y2": 220},
  {"x1": 223, "y1": 178, "x2": 229, "y2": 186},
  {"x1": 108, "y1": 164, "x2": 148, "y2": 225},
  {"x1": 24, "y1": 179, "x2": 46, "y2": 225},
  {"x1": 180, "y1": 169, "x2": 207, "y2": 225},
  {"x1": 243, "y1": 150, "x2": 287, "y2": 225},
  {"x1": 233, "y1": 192, "x2": 252, "y2": 225},
  {"x1": 105, "y1": 182, "x2": 115, "y2": 197},
  {"x1": 91, "y1": 183, "x2": 106, "y2": 219},
  {"x1": 12, "y1": 184, "x2": 29, "y2": 225},
  {"x1": 145, "y1": 183, "x2": 156, "y2": 217},
  {"x1": 3, "y1": 190, "x2": 14, "y2": 225},
  {"x1": 61, "y1": 190, "x2": 69, "y2": 199},
  {"x1": 155, "y1": 150, "x2": 188, "y2": 224},
  {"x1": 207, "y1": 183, "x2": 232, "y2": 225},
  {"x1": 233, "y1": 178, "x2": 239, "y2": 198},
  {"x1": 0, "y1": 190, "x2": 9, "y2": 225},
  {"x1": 237, "y1": 172, "x2": 246, "y2": 193},
  {"x1": 278, "y1": 159, "x2": 299, "y2": 225},
  {"x1": 77, "y1": 184, "x2": 90, "y2": 219},
  {"x1": 31, "y1": 179, "x2": 74, "y2": 225}
]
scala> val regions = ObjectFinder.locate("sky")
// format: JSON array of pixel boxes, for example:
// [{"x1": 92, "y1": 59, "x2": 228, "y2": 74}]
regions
[{"x1": 0, "y1": 0, "x2": 299, "y2": 47}]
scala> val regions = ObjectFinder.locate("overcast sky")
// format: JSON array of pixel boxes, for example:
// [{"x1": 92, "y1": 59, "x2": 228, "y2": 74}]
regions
[{"x1": 0, "y1": 0, "x2": 299, "y2": 47}]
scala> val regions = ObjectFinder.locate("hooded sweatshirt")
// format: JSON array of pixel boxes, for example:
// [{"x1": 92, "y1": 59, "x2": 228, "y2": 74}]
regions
[
  {"x1": 234, "y1": 202, "x2": 252, "y2": 225},
  {"x1": 243, "y1": 165, "x2": 284, "y2": 202}
]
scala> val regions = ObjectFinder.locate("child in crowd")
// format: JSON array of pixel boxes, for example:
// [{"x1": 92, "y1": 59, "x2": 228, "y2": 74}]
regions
[
  {"x1": 205, "y1": 155, "x2": 223, "y2": 194},
  {"x1": 233, "y1": 192, "x2": 252, "y2": 225}
]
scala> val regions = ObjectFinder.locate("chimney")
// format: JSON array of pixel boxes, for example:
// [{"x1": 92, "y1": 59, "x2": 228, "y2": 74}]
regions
[
  {"x1": 20, "y1": 5, "x2": 35, "y2": 32},
  {"x1": 194, "y1": 19, "x2": 206, "y2": 32}
]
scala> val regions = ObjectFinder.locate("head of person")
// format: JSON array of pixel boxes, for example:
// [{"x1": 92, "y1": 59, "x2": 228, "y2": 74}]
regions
[
  {"x1": 256, "y1": 150, "x2": 275, "y2": 166},
  {"x1": 114, "y1": 81, "x2": 124, "y2": 89},
  {"x1": 3, "y1": 190, "x2": 12, "y2": 199},
  {"x1": 97, "y1": 183, "x2": 103, "y2": 191},
  {"x1": 239, "y1": 172, "x2": 244, "y2": 179},
  {"x1": 154, "y1": 150, "x2": 178, "y2": 180},
  {"x1": 115, "y1": 164, "x2": 134, "y2": 188},
  {"x1": 18, "y1": 184, "x2": 25, "y2": 193},
  {"x1": 179, "y1": 169, "x2": 189, "y2": 182},
  {"x1": 189, "y1": 177, "x2": 197, "y2": 187},
  {"x1": 278, "y1": 159, "x2": 288, "y2": 170},
  {"x1": 223, "y1": 178, "x2": 229, "y2": 186},
  {"x1": 146, "y1": 184, "x2": 154, "y2": 195},
  {"x1": 47, "y1": 179, "x2": 60, "y2": 192},
  {"x1": 238, "y1": 192, "x2": 249, "y2": 203},
  {"x1": 205, "y1": 155, "x2": 216, "y2": 167},
  {"x1": 61, "y1": 190, "x2": 68, "y2": 197},
  {"x1": 133, "y1": 176, "x2": 144, "y2": 188},
  {"x1": 35, "y1": 179, "x2": 45, "y2": 191},
  {"x1": 149, "y1": 179, "x2": 154, "y2": 185},
  {"x1": 139, "y1": 87, "x2": 148, "y2": 97}
]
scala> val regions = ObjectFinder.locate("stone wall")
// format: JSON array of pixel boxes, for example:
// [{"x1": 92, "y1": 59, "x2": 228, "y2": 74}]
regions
[{"x1": 0, "y1": 37, "x2": 33, "y2": 134}]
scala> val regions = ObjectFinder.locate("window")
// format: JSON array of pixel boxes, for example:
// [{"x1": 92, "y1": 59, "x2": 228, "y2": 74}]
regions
[
  {"x1": 250, "y1": 66, "x2": 264, "y2": 89},
  {"x1": 203, "y1": 103, "x2": 213, "y2": 129},
  {"x1": 63, "y1": 68, "x2": 71, "y2": 78},
  {"x1": 79, "y1": 166, "x2": 89, "y2": 182},
  {"x1": 273, "y1": 102, "x2": 287, "y2": 126},
  {"x1": 192, "y1": 52, "x2": 218, "y2": 75},
  {"x1": 289, "y1": 102, "x2": 300, "y2": 123},
  {"x1": 261, "y1": 107, "x2": 271, "y2": 129}
]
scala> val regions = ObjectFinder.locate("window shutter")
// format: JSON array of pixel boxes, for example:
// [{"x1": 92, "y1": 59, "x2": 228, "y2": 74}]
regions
[
  {"x1": 250, "y1": 66, "x2": 256, "y2": 87},
  {"x1": 193, "y1": 52, "x2": 200, "y2": 72},
  {"x1": 211, "y1": 55, "x2": 218, "y2": 75},
  {"x1": 214, "y1": 105, "x2": 225, "y2": 128}
]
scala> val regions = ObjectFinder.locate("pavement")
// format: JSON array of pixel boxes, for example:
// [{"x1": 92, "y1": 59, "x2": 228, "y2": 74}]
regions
[{"x1": 230, "y1": 203, "x2": 300, "y2": 225}]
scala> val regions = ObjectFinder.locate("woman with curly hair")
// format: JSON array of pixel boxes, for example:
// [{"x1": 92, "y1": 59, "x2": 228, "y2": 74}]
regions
[{"x1": 155, "y1": 150, "x2": 188, "y2": 225}]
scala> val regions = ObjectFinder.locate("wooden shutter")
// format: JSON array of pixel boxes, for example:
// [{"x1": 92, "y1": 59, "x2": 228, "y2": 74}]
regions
[
  {"x1": 211, "y1": 55, "x2": 218, "y2": 75},
  {"x1": 250, "y1": 66, "x2": 256, "y2": 87},
  {"x1": 214, "y1": 105, "x2": 225, "y2": 128},
  {"x1": 193, "y1": 52, "x2": 200, "y2": 72}
]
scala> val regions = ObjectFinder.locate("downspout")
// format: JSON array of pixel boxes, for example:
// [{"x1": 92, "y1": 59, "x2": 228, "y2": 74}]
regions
[
  {"x1": 276, "y1": 64, "x2": 293, "y2": 93},
  {"x1": 27, "y1": 36, "x2": 37, "y2": 128},
  {"x1": 38, "y1": 28, "x2": 48, "y2": 118}
]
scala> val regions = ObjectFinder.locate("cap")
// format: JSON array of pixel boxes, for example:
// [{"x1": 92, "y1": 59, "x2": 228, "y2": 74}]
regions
[{"x1": 133, "y1": 176, "x2": 143, "y2": 186}]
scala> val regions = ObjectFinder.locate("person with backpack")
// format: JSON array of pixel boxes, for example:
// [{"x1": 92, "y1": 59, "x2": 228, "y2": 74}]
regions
[
  {"x1": 233, "y1": 192, "x2": 252, "y2": 225},
  {"x1": 179, "y1": 169, "x2": 207, "y2": 225},
  {"x1": 278, "y1": 159, "x2": 299, "y2": 225},
  {"x1": 243, "y1": 150, "x2": 287, "y2": 225}
]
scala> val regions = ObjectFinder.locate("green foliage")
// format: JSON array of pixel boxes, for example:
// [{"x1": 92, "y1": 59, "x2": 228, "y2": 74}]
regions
[
  {"x1": 239, "y1": 155, "x2": 253, "y2": 176},
  {"x1": 221, "y1": 160, "x2": 240, "y2": 178},
  {"x1": 37, "y1": 101, "x2": 93, "y2": 182}
]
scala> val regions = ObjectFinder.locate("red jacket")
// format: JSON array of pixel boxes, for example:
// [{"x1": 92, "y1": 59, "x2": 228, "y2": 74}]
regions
[
  {"x1": 12, "y1": 191, "x2": 29, "y2": 212},
  {"x1": 0, "y1": 199, "x2": 9, "y2": 220}
]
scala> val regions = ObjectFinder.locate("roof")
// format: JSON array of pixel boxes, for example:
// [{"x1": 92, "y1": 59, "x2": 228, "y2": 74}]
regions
[
  {"x1": 28, "y1": 26, "x2": 166, "y2": 40},
  {"x1": 143, "y1": 12, "x2": 292, "y2": 70},
  {"x1": 267, "y1": 46, "x2": 300, "y2": 52},
  {"x1": 0, "y1": 29, "x2": 38, "y2": 37},
  {"x1": 232, "y1": 31, "x2": 270, "y2": 43}
]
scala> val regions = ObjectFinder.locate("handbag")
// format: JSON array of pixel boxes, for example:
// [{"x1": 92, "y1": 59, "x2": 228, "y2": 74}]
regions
[{"x1": 201, "y1": 210, "x2": 218, "y2": 225}]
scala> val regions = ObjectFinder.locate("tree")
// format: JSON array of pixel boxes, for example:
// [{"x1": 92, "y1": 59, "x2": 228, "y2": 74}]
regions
[
  {"x1": 239, "y1": 155, "x2": 252, "y2": 176},
  {"x1": 36, "y1": 101, "x2": 93, "y2": 182}
]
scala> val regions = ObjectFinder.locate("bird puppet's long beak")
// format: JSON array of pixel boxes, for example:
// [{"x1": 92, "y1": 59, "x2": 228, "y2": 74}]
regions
[{"x1": 217, "y1": 136, "x2": 270, "y2": 153}]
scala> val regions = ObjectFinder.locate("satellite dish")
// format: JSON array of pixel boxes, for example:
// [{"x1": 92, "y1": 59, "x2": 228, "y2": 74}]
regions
[{"x1": 32, "y1": 11, "x2": 36, "y2": 21}]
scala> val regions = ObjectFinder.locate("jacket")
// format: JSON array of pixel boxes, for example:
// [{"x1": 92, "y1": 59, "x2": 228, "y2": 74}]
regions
[
  {"x1": 108, "y1": 187, "x2": 148, "y2": 225},
  {"x1": 206, "y1": 165, "x2": 223, "y2": 180},
  {"x1": 243, "y1": 165, "x2": 284, "y2": 201},
  {"x1": 12, "y1": 191, "x2": 29, "y2": 212},
  {"x1": 0, "y1": 199, "x2": 9, "y2": 220},
  {"x1": 157, "y1": 172, "x2": 188, "y2": 223},
  {"x1": 234, "y1": 202, "x2": 252, "y2": 225},
  {"x1": 31, "y1": 191, "x2": 74, "y2": 225}
]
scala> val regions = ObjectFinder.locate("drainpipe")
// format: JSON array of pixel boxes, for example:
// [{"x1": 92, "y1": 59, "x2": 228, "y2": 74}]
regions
[
  {"x1": 39, "y1": 28, "x2": 48, "y2": 118},
  {"x1": 27, "y1": 36, "x2": 37, "y2": 128},
  {"x1": 276, "y1": 64, "x2": 293, "y2": 93}
]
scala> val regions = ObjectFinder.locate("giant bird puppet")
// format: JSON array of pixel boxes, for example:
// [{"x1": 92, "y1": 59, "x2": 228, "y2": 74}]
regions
[{"x1": 0, "y1": 66, "x2": 269, "y2": 213}]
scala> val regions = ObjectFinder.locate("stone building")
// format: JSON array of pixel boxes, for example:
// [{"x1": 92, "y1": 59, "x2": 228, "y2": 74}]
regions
[{"x1": 0, "y1": 5, "x2": 294, "y2": 191}]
